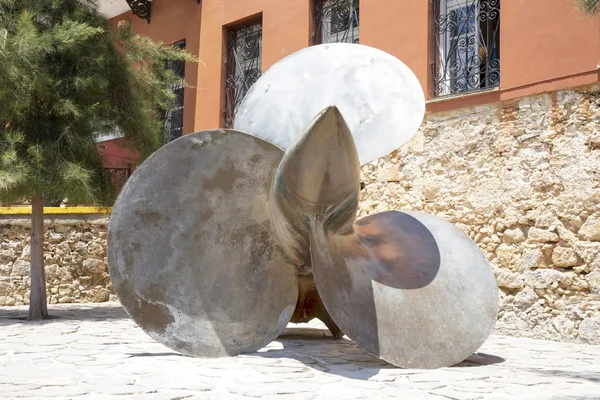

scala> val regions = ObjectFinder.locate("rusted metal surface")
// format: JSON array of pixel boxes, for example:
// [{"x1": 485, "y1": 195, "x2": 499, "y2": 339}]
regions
[{"x1": 290, "y1": 275, "x2": 343, "y2": 339}]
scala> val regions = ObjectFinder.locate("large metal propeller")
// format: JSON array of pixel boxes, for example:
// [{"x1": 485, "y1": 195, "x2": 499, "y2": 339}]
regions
[{"x1": 107, "y1": 44, "x2": 499, "y2": 369}]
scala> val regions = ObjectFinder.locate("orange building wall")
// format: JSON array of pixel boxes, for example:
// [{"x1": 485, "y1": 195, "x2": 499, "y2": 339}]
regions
[
  {"x1": 499, "y1": 0, "x2": 600, "y2": 98},
  {"x1": 194, "y1": 0, "x2": 311, "y2": 131},
  {"x1": 360, "y1": 0, "x2": 431, "y2": 99},
  {"x1": 109, "y1": 0, "x2": 600, "y2": 129}
]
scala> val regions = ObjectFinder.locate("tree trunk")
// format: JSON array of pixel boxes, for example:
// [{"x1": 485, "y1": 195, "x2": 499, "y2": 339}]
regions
[{"x1": 28, "y1": 196, "x2": 48, "y2": 320}]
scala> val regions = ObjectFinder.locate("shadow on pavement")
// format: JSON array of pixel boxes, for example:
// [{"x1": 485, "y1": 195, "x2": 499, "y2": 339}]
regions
[
  {"x1": 126, "y1": 352, "x2": 187, "y2": 358},
  {"x1": 523, "y1": 368, "x2": 600, "y2": 384},
  {"x1": 547, "y1": 398, "x2": 600, "y2": 400},
  {"x1": 0, "y1": 303, "x2": 128, "y2": 325},
  {"x1": 0, "y1": 304, "x2": 506, "y2": 380},
  {"x1": 453, "y1": 352, "x2": 506, "y2": 367},
  {"x1": 255, "y1": 326, "x2": 505, "y2": 380}
]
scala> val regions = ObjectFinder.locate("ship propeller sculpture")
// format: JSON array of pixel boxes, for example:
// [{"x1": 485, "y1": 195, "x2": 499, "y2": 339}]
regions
[{"x1": 108, "y1": 44, "x2": 499, "y2": 369}]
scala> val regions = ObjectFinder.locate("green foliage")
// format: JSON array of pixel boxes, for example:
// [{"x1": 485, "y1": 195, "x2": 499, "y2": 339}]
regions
[
  {"x1": 576, "y1": 0, "x2": 600, "y2": 14},
  {"x1": 0, "y1": 0, "x2": 197, "y2": 205}
]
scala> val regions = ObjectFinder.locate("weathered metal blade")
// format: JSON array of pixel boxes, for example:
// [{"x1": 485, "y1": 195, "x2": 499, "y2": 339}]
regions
[
  {"x1": 234, "y1": 43, "x2": 425, "y2": 165},
  {"x1": 310, "y1": 211, "x2": 500, "y2": 369},
  {"x1": 269, "y1": 106, "x2": 361, "y2": 267},
  {"x1": 267, "y1": 105, "x2": 499, "y2": 368},
  {"x1": 269, "y1": 106, "x2": 360, "y2": 333},
  {"x1": 107, "y1": 130, "x2": 298, "y2": 357}
]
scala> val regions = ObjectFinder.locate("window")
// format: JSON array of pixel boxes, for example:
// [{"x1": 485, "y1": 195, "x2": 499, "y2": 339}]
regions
[
  {"x1": 164, "y1": 40, "x2": 186, "y2": 143},
  {"x1": 313, "y1": 0, "x2": 359, "y2": 45},
  {"x1": 224, "y1": 20, "x2": 263, "y2": 129},
  {"x1": 433, "y1": 0, "x2": 500, "y2": 97}
]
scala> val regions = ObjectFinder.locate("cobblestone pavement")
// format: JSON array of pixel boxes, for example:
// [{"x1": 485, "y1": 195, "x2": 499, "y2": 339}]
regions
[{"x1": 1, "y1": 303, "x2": 599, "y2": 400}]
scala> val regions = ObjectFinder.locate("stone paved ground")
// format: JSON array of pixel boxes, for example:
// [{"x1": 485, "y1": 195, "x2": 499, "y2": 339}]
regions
[{"x1": 1, "y1": 304, "x2": 599, "y2": 400}]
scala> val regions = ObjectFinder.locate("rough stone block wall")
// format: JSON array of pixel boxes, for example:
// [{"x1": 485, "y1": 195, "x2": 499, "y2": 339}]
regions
[
  {"x1": 360, "y1": 84, "x2": 600, "y2": 345},
  {"x1": 1, "y1": 84, "x2": 599, "y2": 346},
  {"x1": 0, "y1": 215, "x2": 116, "y2": 306}
]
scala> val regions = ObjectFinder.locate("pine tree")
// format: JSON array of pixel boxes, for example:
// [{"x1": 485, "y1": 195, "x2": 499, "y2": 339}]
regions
[
  {"x1": 577, "y1": 0, "x2": 600, "y2": 14},
  {"x1": 0, "y1": 0, "x2": 197, "y2": 319}
]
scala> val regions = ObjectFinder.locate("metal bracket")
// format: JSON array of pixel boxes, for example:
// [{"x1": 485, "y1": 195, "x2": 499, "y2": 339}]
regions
[
  {"x1": 125, "y1": 0, "x2": 199, "y2": 23},
  {"x1": 125, "y1": 0, "x2": 151, "y2": 24}
]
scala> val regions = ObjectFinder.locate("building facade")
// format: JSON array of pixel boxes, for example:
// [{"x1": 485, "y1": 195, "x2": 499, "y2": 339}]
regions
[
  {"x1": 94, "y1": 0, "x2": 600, "y2": 344},
  {"x1": 100, "y1": 0, "x2": 599, "y2": 135}
]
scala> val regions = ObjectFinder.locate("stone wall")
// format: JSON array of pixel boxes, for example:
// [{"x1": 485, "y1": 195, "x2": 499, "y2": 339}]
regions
[
  {"x1": 1, "y1": 84, "x2": 599, "y2": 346},
  {"x1": 360, "y1": 83, "x2": 600, "y2": 345},
  {"x1": 0, "y1": 214, "x2": 115, "y2": 306}
]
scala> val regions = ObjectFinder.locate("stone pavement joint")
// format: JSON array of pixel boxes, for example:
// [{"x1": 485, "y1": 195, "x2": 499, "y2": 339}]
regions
[{"x1": 1, "y1": 303, "x2": 600, "y2": 399}]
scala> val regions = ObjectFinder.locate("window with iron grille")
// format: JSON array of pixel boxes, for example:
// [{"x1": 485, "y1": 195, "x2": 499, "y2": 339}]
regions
[
  {"x1": 312, "y1": 0, "x2": 359, "y2": 45},
  {"x1": 433, "y1": 0, "x2": 500, "y2": 97},
  {"x1": 224, "y1": 20, "x2": 263, "y2": 129},
  {"x1": 164, "y1": 40, "x2": 186, "y2": 143}
]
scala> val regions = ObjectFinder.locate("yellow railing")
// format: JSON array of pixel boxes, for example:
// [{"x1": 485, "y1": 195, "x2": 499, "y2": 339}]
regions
[{"x1": 0, "y1": 206, "x2": 112, "y2": 215}]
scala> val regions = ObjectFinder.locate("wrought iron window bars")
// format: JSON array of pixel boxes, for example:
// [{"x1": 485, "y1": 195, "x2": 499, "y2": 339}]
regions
[
  {"x1": 433, "y1": 0, "x2": 500, "y2": 97},
  {"x1": 224, "y1": 20, "x2": 263, "y2": 129},
  {"x1": 164, "y1": 41, "x2": 186, "y2": 144},
  {"x1": 313, "y1": 0, "x2": 359, "y2": 45},
  {"x1": 107, "y1": 167, "x2": 132, "y2": 185}
]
